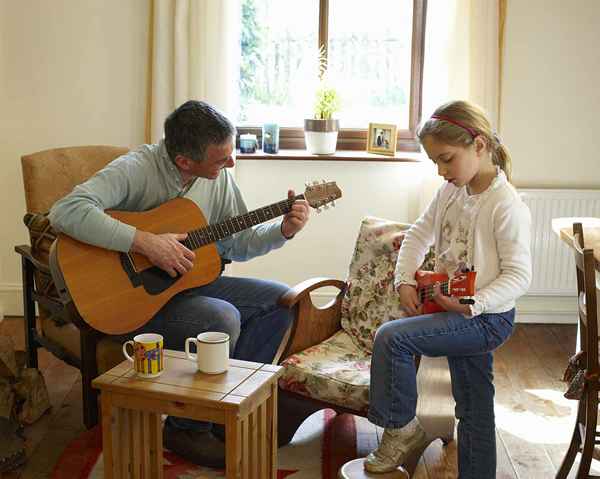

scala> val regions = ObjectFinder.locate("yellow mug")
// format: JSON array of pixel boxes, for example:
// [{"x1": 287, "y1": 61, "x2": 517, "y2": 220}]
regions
[{"x1": 122, "y1": 333, "x2": 164, "y2": 378}]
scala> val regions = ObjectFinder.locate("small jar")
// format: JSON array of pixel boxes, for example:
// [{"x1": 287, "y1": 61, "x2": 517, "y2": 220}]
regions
[
  {"x1": 262, "y1": 123, "x2": 280, "y2": 154},
  {"x1": 239, "y1": 133, "x2": 257, "y2": 153}
]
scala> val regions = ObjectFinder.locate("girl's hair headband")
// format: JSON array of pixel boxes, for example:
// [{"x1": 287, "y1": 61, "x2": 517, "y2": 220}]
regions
[{"x1": 430, "y1": 114, "x2": 477, "y2": 139}]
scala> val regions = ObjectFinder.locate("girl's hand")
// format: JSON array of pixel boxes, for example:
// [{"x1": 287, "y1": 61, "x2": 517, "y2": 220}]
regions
[
  {"x1": 397, "y1": 284, "x2": 422, "y2": 316},
  {"x1": 432, "y1": 282, "x2": 471, "y2": 315}
]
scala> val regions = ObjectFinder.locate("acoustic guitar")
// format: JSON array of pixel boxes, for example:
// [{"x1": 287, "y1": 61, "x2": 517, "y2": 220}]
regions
[
  {"x1": 415, "y1": 269, "x2": 477, "y2": 314},
  {"x1": 50, "y1": 181, "x2": 342, "y2": 334}
]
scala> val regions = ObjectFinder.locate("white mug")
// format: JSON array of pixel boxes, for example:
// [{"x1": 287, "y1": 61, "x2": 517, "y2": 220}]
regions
[{"x1": 185, "y1": 332, "x2": 229, "y2": 374}]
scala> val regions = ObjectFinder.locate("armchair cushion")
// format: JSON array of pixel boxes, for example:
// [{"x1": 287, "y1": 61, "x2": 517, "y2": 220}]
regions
[
  {"x1": 279, "y1": 217, "x2": 436, "y2": 409},
  {"x1": 340, "y1": 217, "x2": 435, "y2": 353},
  {"x1": 279, "y1": 330, "x2": 371, "y2": 412}
]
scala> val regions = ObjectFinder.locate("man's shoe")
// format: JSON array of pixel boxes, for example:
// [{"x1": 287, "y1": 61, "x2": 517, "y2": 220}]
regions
[
  {"x1": 364, "y1": 418, "x2": 428, "y2": 473},
  {"x1": 163, "y1": 421, "x2": 225, "y2": 469}
]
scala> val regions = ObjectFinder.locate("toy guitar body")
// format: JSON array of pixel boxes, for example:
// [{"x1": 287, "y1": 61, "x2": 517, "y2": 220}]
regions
[{"x1": 416, "y1": 270, "x2": 477, "y2": 314}]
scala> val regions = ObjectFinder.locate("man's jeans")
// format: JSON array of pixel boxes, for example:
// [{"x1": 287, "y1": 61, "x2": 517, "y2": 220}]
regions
[
  {"x1": 128, "y1": 276, "x2": 293, "y2": 433},
  {"x1": 368, "y1": 309, "x2": 515, "y2": 479}
]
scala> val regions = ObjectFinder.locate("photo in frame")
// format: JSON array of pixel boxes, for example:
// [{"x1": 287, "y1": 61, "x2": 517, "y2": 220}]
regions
[{"x1": 366, "y1": 123, "x2": 398, "y2": 156}]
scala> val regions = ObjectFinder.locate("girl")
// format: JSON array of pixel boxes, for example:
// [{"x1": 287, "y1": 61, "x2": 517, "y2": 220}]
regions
[{"x1": 365, "y1": 100, "x2": 532, "y2": 478}]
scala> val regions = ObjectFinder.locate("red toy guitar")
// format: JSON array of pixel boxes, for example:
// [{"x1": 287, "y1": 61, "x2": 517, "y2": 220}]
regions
[{"x1": 415, "y1": 270, "x2": 477, "y2": 314}]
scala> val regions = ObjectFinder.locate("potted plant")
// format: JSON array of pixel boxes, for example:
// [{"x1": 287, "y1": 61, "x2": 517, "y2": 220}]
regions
[{"x1": 304, "y1": 48, "x2": 341, "y2": 155}]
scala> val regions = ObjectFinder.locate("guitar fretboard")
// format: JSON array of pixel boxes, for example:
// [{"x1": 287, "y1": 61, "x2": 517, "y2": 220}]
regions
[
  {"x1": 419, "y1": 280, "x2": 450, "y2": 301},
  {"x1": 181, "y1": 194, "x2": 303, "y2": 250}
]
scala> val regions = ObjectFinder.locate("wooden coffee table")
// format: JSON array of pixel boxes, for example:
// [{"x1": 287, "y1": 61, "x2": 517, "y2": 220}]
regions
[{"x1": 92, "y1": 349, "x2": 283, "y2": 479}]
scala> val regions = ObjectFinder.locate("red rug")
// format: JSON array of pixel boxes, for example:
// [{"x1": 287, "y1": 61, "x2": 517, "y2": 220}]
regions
[{"x1": 51, "y1": 410, "x2": 361, "y2": 479}]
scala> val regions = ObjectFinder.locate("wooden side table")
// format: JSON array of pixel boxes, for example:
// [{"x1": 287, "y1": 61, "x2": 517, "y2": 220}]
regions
[{"x1": 92, "y1": 349, "x2": 283, "y2": 479}]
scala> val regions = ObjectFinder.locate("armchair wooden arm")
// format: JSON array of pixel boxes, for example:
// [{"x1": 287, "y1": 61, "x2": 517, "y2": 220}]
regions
[
  {"x1": 14, "y1": 245, "x2": 51, "y2": 275},
  {"x1": 278, "y1": 277, "x2": 347, "y2": 360}
]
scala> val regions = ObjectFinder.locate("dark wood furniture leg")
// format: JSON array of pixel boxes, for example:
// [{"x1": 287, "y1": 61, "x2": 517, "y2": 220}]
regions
[
  {"x1": 21, "y1": 257, "x2": 39, "y2": 368},
  {"x1": 80, "y1": 327, "x2": 100, "y2": 429}
]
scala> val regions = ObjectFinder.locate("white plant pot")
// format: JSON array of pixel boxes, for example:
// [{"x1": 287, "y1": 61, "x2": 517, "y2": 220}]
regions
[{"x1": 304, "y1": 119, "x2": 339, "y2": 155}]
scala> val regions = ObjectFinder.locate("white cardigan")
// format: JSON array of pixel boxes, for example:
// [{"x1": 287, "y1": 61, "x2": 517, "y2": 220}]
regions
[{"x1": 394, "y1": 171, "x2": 532, "y2": 316}]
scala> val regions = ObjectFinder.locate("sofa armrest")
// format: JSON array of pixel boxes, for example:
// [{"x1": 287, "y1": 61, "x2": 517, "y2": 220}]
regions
[{"x1": 277, "y1": 277, "x2": 347, "y2": 361}]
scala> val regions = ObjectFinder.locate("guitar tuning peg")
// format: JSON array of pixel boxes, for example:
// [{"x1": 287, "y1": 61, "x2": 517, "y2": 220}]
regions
[
  {"x1": 331, "y1": 200, "x2": 336, "y2": 207},
  {"x1": 305, "y1": 182, "x2": 311, "y2": 188},
  {"x1": 313, "y1": 180, "x2": 319, "y2": 186},
  {"x1": 322, "y1": 179, "x2": 326, "y2": 184},
  {"x1": 323, "y1": 204, "x2": 329, "y2": 210},
  {"x1": 316, "y1": 207, "x2": 322, "y2": 214}
]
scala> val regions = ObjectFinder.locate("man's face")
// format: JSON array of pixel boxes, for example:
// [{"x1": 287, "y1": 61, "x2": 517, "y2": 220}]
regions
[{"x1": 182, "y1": 139, "x2": 235, "y2": 180}]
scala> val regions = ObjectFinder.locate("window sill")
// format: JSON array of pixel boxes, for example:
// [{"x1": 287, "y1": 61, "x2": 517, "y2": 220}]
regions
[{"x1": 236, "y1": 149, "x2": 425, "y2": 162}]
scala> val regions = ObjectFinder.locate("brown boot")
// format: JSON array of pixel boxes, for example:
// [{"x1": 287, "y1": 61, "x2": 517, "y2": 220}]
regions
[{"x1": 163, "y1": 420, "x2": 225, "y2": 469}]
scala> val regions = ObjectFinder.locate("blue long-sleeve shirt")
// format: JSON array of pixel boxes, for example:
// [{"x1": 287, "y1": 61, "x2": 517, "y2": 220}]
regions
[{"x1": 48, "y1": 141, "x2": 287, "y2": 261}]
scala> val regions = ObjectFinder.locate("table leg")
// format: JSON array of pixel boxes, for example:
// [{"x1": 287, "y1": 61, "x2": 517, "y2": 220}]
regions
[
  {"x1": 257, "y1": 401, "x2": 267, "y2": 478},
  {"x1": 266, "y1": 384, "x2": 278, "y2": 479},
  {"x1": 149, "y1": 412, "x2": 163, "y2": 479},
  {"x1": 226, "y1": 412, "x2": 242, "y2": 479}
]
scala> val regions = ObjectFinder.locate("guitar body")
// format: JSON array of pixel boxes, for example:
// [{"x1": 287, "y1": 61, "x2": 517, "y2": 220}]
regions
[
  {"x1": 52, "y1": 180, "x2": 343, "y2": 335},
  {"x1": 56, "y1": 198, "x2": 222, "y2": 334},
  {"x1": 416, "y1": 270, "x2": 476, "y2": 314}
]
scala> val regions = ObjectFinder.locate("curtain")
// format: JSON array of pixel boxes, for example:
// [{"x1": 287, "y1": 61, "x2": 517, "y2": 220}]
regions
[
  {"x1": 418, "y1": 0, "x2": 506, "y2": 211},
  {"x1": 423, "y1": 0, "x2": 505, "y2": 129},
  {"x1": 145, "y1": 0, "x2": 240, "y2": 143}
]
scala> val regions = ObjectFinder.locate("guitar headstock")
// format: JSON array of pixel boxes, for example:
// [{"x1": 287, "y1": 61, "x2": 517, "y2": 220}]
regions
[{"x1": 304, "y1": 180, "x2": 342, "y2": 212}]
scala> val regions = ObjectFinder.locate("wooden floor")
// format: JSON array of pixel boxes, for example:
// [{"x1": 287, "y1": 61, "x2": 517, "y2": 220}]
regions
[{"x1": 0, "y1": 317, "x2": 595, "y2": 479}]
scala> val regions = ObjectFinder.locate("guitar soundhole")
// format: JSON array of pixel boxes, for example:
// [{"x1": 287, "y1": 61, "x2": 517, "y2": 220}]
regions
[{"x1": 139, "y1": 266, "x2": 182, "y2": 295}]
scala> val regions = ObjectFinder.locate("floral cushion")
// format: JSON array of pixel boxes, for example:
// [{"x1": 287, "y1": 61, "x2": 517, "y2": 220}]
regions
[
  {"x1": 279, "y1": 330, "x2": 371, "y2": 412},
  {"x1": 340, "y1": 217, "x2": 411, "y2": 353}
]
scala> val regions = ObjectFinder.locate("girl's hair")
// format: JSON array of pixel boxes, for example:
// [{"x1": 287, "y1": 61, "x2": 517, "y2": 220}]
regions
[{"x1": 417, "y1": 100, "x2": 512, "y2": 181}]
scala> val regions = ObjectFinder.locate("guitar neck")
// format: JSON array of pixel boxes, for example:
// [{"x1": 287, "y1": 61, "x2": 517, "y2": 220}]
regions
[{"x1": 181, "y1": 194, "x2": 304, "y2": 250}]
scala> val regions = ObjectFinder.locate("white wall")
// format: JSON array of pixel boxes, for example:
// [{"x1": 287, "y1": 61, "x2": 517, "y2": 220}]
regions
[
  {"x1": 0, "y1": 0, "x2": 149, "y2": 314},
  {"x1": 501, "y1": 0, "x2": 600, "y2": 189},
  {"x1": 1, "y1": 0, "x2": 599, "y2": 321},
  {"x1": 230, "y1": 159, "x2": 439, "y2": 292}
]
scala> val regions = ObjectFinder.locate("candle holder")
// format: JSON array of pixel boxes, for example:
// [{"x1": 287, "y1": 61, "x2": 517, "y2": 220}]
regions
[
  {"x1": 262, "y1": 123, "x2": 280, "y2": 154},
  {"x1": 239, "y1": 133, "x2": 257, "y2": 153}
]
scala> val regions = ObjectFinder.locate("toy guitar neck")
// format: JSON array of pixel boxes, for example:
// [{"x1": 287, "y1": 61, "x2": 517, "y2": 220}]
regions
[{"x1": 415, "y1": 270, "x2": 477, "y2": 314}]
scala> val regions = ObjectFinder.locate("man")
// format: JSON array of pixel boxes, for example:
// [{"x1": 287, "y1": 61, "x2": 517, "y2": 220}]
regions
[{"x1": 49, "y1": 100, "x2": 310, "y2": 467}]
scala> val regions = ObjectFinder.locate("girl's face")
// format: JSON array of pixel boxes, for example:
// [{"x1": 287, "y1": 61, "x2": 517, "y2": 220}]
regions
[{"x1": 421, "y1": 134, "x2": 488, "y2": 189}]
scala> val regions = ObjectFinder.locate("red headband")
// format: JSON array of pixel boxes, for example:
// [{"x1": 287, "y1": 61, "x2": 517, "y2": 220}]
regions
[{"x1": 430, "y1": 114, "x2": 477, "y2": 139}]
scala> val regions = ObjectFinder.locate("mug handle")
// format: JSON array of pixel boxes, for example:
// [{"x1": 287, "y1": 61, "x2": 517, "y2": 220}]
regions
[
  {"x1": 122, "y1": 340, "x2": 135, "y2": 362},
  {"x1": 185, "y1": 338, "x2": 197, "y2": 361}
]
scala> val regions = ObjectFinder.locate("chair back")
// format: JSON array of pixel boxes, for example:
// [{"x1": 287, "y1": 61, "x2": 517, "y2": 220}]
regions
[
  {"x1": 21, "y1": 145, "x2": 129, "y2": 213},
  {"x1": 572, "y1": 222, "x2": 599, "y2": 374}
]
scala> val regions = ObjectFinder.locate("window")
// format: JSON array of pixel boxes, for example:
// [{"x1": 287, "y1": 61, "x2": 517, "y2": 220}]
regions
[{"x1": 238, "y1": 0, "x2": 427, "y2": 153}]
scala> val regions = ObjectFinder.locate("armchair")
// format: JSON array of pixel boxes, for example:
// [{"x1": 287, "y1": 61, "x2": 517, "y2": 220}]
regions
[
  {"x1": 276, "y1": 217, "x2": 456, "y2": 474},
  {"x1": 15, "y1": 145, "x2": 129, "y2": 429}
]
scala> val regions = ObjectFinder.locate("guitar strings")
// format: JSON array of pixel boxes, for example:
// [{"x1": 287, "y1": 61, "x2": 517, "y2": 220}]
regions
[
  {"x1": 181, "y1": 195, "x2": 304, "y2": 250},
  {"x1": 418, "y1": 280, "x2": 450, "y2": 301}
]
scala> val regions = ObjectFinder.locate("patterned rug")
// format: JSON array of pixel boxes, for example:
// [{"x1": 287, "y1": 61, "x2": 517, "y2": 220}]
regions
[{"x1": 51, "y1": 410, "x2": 367, "y2": 479}]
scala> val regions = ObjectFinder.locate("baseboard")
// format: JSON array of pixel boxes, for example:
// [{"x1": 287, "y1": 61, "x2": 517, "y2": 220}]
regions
[
  {"x1": 0, "y1": 283, "x2": 23, "y2": 317},
  {"x1": 515, "y1": 295, "x2": 577, "y2": 324}
]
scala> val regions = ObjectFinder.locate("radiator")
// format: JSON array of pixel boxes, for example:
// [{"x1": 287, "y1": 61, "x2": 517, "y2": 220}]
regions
[{"x1": 519, "y1": 189, "x2": 600, "y2": 296}]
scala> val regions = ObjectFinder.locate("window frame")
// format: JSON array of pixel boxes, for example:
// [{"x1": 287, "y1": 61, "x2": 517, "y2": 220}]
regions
[{"x1": 237, "y1": 0, "x2": 427, "y2": 153}]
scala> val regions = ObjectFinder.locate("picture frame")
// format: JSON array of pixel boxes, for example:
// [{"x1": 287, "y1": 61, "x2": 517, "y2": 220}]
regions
[{"x1": 366, "y1": 123, "x2": 398, "y2": 156}]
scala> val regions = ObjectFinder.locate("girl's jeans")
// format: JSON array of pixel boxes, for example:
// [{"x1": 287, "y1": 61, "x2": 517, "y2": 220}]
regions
[{"x1": 368, "y1": 308, "x2": 515, "y2": 479}]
